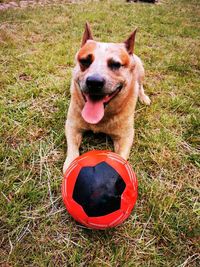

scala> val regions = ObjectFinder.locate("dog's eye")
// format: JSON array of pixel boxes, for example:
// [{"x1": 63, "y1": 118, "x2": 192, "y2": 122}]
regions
[
  {"x1": 79, "y1": 55, "x2": 93, "y2": 69},
  {"x1": 108, "y1": 60, "x2": 122, "y2": 70}
]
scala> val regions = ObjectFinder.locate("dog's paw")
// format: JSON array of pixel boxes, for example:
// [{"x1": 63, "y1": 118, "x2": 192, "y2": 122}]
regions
[
  {"x1": 139, "y1": 94, "x2": 151, "y2": 105},
  {"x1": 63, "y1": 158, "x2": 72, "y2": 175},
  {"x1": 63, "y1": 155, "x2": 79, "y2": 175}
]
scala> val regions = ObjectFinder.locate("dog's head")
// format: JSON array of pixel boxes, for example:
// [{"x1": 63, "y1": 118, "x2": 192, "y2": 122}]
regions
[{"x1": 73, "y1": 22, "x2": 137, "y2": 124}]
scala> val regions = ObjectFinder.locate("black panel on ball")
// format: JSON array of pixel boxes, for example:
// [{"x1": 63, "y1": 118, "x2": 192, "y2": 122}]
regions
[{"x1": 72, "y1": 162, "x2": 126, "y2": 217}]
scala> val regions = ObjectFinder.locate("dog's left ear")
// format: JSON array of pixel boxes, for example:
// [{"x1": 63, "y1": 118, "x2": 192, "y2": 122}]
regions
[
  {"x1": 81, "y1": 22, "x2": 94, "y2": 47},
  {"x1": 124, "y1": 28, "x2": 137, "y2": 55}
]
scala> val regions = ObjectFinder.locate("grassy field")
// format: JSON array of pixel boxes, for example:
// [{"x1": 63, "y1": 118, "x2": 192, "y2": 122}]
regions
[{"x1": 0, "y1": 0, "x2": 200, "y2": 266}]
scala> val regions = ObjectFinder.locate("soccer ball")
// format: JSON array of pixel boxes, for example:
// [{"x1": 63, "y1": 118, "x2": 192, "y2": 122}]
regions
[{"x1": 62, "y1": 150, "x2": 138, "y2": 229}]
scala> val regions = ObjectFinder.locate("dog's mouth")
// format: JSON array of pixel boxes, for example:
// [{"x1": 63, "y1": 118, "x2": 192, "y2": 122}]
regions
[{"x1": 81, "y1": 84, "x2": 123, "y2": 124}]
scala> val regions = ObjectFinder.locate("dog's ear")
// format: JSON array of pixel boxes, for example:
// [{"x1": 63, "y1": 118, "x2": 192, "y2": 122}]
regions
[
  {"x1": 124, "y1": 28, "x2": 137, "y2": 55},
  {"x1": 81, "y1": 22, "x2": 93, "y2": 47}
]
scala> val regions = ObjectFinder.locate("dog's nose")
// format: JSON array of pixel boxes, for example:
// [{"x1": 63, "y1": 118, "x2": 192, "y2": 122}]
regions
[{"x1": 86, "y1": 74, "x2": 105, "y2": 92}]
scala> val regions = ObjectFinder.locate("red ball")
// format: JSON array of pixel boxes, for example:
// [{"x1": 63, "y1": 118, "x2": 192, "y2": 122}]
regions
[{"x1": 62, "y1": 150, "x2": 138, "y2": 229}]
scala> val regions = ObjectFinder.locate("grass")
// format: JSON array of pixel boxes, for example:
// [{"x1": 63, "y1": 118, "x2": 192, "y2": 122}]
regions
[{"x1": 0, "y1": 0, "x2": 200, "y2": 266}]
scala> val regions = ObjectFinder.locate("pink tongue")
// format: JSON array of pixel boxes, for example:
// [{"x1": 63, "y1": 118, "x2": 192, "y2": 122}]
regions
[{"x1": 81, "y1": 95, "x2": 105, "y2": 124}]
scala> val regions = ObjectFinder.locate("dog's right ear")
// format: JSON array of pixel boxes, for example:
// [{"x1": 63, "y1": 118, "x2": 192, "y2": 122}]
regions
[
  {"x1": 81, "y1": 22, "x2": 93, "y2": 47},
  {"x1": 124, "y1": 28, "x2": 137, "y2": 55}
]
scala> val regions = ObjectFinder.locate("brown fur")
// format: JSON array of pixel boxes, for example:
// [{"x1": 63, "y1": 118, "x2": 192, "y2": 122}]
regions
[{"x1": 63, "y1": 23, "x2": 150, "y2": 173}]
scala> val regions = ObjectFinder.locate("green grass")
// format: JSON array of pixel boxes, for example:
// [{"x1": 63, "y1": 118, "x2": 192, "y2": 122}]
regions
[{"x1": 0, "y1": 0, "x2": 200, "y2": 266}]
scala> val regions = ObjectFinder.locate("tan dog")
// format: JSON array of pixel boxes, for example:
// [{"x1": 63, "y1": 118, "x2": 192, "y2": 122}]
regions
[{"x1": 63, "y1": 23, "x2": 150, "y2": 173}]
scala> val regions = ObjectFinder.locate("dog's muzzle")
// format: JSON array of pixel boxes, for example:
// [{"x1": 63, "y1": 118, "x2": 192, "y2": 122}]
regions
[{"x1": 80, "y1": 81, "x2": 124, "y2": 124}]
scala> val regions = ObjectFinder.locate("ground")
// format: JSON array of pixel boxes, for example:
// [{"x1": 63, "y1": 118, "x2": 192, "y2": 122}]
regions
[{"x1": 0, "y1": 0, "x2": 200, "y2": 266}]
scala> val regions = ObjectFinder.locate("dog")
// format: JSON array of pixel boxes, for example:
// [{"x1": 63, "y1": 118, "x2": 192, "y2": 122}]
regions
[{"x1": 63, "y1": 23, "x2": 150, "y2": 174}]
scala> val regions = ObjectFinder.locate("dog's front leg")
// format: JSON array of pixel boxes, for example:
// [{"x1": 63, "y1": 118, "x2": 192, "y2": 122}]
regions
[
  {"x1": 112, "y1": 129, "x2": 134, "y2": 160},
  {"x1": 63, "y1": 121, "x2": 82, "y2": 174}
]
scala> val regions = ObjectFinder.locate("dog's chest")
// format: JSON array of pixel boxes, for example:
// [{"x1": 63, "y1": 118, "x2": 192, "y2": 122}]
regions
[{"x1": 86, "y1": 113, "x2": 128, "y2": 136}]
